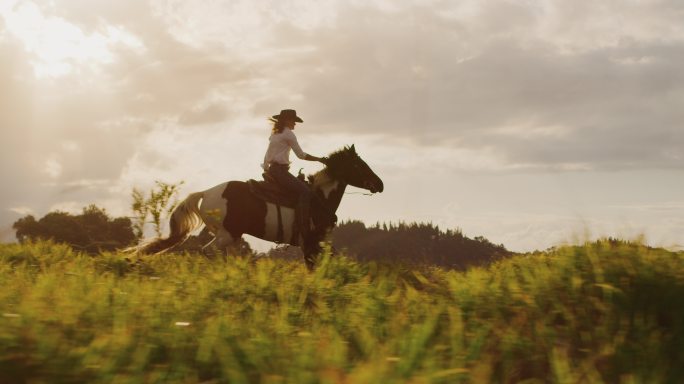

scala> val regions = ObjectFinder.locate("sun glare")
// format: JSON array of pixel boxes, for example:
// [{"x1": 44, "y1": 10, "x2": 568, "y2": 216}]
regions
[{"x1": 0, "y1": 1, "x2": 142, "y2": 78}]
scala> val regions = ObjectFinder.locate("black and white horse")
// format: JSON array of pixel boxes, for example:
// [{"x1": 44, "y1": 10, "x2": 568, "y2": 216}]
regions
[{"x1": 134, "y1": 145, "x2": 383, "y2": 268}]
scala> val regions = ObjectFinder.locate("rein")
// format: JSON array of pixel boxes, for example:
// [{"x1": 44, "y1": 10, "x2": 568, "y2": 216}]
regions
[{"x1": 311, "y1": 172, "x2": 374, "y2": 196}]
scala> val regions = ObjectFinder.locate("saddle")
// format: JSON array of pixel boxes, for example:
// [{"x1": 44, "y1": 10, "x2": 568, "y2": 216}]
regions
[
  {"x1": 247, "y1": 171, "x2": 308, "y2": 208},
  {"x1": 247, "y1": 171, "x2": 308, "y2": 245},
  {"x1": 248, "y1": 171, "x2": 337, "y2": 244}
]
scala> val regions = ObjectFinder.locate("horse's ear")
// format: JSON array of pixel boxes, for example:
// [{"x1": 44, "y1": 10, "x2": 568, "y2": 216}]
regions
[{"x1": 350, "y1": 144, "x2": 356, "y2": 153}]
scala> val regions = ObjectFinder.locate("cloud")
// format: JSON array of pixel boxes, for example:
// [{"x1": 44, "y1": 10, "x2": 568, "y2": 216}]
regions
[
  {"x1": 260, "y1": 3, "x2": 684, "y2": 171},
  {"x1": 9, "y1": 0, "x2": 682, "y2": 174},
  {"x1": 179, "y1": 103, "x2": 230, "y2": 126},
  {"x1": 0, "y1": 1, "x2": 257, "y2": 220},
  {"x1": 9, "y1": 207, "x2": 34, "y2": 216}
]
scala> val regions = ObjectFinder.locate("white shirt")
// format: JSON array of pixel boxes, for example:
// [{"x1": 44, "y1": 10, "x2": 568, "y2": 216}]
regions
[{"x1": 261, "y1": 128, "x2": 308, "y2": 170}]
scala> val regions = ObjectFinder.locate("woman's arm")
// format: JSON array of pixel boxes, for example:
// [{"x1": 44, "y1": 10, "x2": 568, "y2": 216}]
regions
[{"x1": 286, "y1": 130, "x2": 327, "y2": 164}]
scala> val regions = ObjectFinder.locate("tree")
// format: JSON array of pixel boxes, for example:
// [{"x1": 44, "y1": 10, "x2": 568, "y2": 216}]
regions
[
  {"x1": 331, "y1": 220, "x2": 510, "y2": 269},
  {"x1": 131, "y1": 180, "x2": 185, "y2": 238},
  {"x1": 12, "y1": 205, "x2": 137, "y2": 253},
  {"x1": 13, "y1": 215, "x2": 40, "y2": 243}
]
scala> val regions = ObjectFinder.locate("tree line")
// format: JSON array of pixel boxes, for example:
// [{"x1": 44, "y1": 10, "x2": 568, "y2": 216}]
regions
[
  {"x1": 11, "y1": 181, "x2": 510, "y2": 268},
  {"x1": 331, "y1": 220, "x2": 509, "y2": 269},
  {"x1": 12, "y1": 205, "x2": 136, "y2": 253},
  {"x1": 11, "y1": 181, "x2": 183, "y2": 254},
  {"x1": 12, "y1": 211, "x2": 509, "y2": 269}
]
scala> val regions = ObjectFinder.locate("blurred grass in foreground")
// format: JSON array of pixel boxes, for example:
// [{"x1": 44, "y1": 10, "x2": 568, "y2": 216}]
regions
[{"x1": 0, "y1": 240, "x2": 682, "y2": 383}]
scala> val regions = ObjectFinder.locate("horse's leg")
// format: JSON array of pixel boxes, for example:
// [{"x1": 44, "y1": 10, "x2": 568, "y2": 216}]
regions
[
  {"x1": 303, "y1": 250, "x2": 316, "y2": 271},
  {"x1": 215, "y1": 230, "x2": 236, "y2": 256},
  {"x1": 201, "y1": 236, "x2": 217, "y2": 256},
  {"x1": 302, "y1": 238, "x2": 322, "y2": 271}
]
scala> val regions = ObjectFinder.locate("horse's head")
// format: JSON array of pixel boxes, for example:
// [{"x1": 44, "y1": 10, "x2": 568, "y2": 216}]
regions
[{"x1": 325, "y1": 145, "x2": 384, "y2": 193}]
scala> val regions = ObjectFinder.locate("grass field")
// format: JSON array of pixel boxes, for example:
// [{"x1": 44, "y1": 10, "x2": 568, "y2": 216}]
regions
[{"x1": 0, "y1": 240, "x2": 682, "y2": 383}]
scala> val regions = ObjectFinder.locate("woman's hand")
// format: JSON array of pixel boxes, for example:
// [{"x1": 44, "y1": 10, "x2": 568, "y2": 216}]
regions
[{"x1": 305, "y1": 154, "x2": 328, "y2": 164}]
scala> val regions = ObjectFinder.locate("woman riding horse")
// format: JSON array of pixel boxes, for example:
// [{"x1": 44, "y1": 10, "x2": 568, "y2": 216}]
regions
[
  {"x1": 131, "y1": 115, "x2": 384, "y2": 269},
  {"x1": 261, "y1": 109, "x2": 336, "y2": 240}
]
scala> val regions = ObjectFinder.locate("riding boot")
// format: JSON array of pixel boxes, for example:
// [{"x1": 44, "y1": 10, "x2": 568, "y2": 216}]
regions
[
  {"x1": 310, "y1": 196, "x2": 337, "y2": 235},
  {"x1": 297, "y1": 195, "x2": 312, "y2": 243}
]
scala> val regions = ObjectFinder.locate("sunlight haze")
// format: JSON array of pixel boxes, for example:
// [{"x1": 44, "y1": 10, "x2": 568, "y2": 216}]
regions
[{"x1": 1, "y1": 0, "x2": 683, "y2": 252}]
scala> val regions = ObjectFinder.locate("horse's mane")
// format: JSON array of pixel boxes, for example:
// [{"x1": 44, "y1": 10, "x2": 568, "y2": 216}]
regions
[{"x1": 307, "y1": 145, "x2": 357, "y2": 184}]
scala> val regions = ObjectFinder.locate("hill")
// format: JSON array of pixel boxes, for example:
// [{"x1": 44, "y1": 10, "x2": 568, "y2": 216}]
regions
[{"x1": 0, "y1": 240, "x2": 682, "y2": 382}]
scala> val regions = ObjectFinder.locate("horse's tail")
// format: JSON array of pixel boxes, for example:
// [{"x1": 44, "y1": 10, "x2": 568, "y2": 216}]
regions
[{"x1": 132, "y1": 191, "x2": 205, "y2": 255}]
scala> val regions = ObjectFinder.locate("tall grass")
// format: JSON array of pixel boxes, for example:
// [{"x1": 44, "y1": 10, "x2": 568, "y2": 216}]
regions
[{"x1": 0, "y1": 240, "x2": 682, "y2": 383}]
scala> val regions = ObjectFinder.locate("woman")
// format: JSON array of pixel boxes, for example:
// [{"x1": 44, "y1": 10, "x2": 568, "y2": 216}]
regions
[{"x1": 261, "y1": 109, "x2": 332, "y2": 240}]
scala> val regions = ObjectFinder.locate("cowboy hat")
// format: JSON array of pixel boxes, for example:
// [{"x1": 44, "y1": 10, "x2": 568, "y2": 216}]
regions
[{"x1": 271, "y1": 109, "x2": 303, "y2": 123}]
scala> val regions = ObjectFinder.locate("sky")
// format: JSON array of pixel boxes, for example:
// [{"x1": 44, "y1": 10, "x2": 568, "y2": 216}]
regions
[{"x1": 1, "y1": 0, "x2": 683, "y2": 252}]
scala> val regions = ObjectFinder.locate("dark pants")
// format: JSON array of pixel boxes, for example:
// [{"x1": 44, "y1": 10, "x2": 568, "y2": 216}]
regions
[
  {"x1": 267, "y1": 164, "x2": 313, "y2": 201},
  {"x1": 267, "y1": 164, "x2": 314, "y2": 239}
]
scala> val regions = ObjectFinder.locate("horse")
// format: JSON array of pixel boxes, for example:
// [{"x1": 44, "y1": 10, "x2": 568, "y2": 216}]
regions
[{"x1": 132, "y1": 145, "x2": 383, "y2": 269}]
